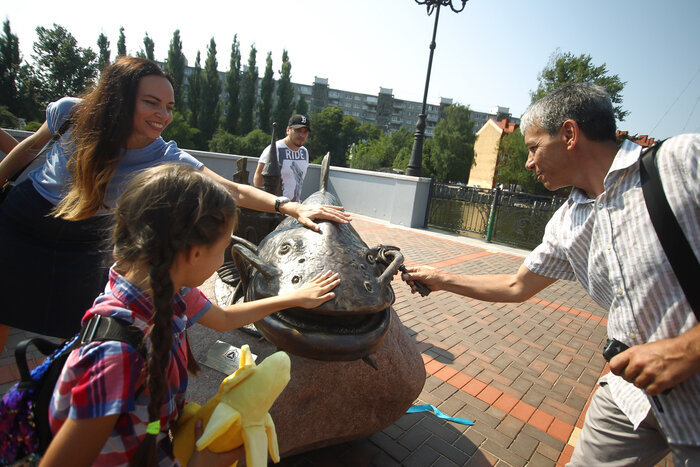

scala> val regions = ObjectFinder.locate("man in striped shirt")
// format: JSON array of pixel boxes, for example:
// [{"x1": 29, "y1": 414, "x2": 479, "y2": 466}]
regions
[{"x1": 403, "y1": 83, "x2": 699, "y2": 465}]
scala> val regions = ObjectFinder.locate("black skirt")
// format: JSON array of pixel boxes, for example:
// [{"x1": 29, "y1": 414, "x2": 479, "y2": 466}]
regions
[{"x1": 0, "y1": 179, "x2": 113, "y2": 337}]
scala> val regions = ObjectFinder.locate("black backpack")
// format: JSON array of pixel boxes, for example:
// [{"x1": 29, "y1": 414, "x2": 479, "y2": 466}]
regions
[{"x1": 0, "y1": 315, "x2": 146, "y2": 465}]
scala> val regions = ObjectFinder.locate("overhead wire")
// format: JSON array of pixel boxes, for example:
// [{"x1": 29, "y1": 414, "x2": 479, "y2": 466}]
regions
[
  {"x1": 650, "y1": 64, "x2": 700, "y2": 134},
  {"x1": 681, "y1": 94, "x2": 700, "y2": 132}
]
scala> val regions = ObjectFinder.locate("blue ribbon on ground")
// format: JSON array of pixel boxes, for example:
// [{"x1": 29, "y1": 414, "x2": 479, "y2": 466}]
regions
[{"x1": 407, "y1": 404, "x2": 474, "y2": 425}]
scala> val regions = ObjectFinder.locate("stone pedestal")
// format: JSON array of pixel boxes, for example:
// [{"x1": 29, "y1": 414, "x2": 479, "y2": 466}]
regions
[{"x1": 185, "y1": 276, "x2": 425, "y2": 457}]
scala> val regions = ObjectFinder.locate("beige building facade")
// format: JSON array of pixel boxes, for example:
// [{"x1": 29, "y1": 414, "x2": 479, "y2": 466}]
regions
[{"x1": 468, "y1": 118, "x2": 517, "y2": 188}]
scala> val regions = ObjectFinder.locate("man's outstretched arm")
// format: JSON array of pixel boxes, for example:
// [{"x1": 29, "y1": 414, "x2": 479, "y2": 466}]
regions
[{"x1": 402, "y1": 262, "x2": 556, "y2": 303}]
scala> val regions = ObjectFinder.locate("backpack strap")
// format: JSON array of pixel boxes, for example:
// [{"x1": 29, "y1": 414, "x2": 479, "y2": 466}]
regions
[
  {"x1": 27, "y1": 315, "x2": 147, "y2": 454},
  {"x1": 15, "y1": 315, "x2": 146, "y2": 391},
  {"x1": 77, "y1": 314, "x2": 146, "y2": 358},
  {"x1": 639, "y1": 141, "x2": 700, "y2": 318},
  {"x1": 15, "y1": 338, "x2": 69, "y2": 391}
]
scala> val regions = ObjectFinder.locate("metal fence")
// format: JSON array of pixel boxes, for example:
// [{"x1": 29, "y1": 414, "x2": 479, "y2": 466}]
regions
[{"x1": 426, "y1": 183, "x2": 567, "y2": 250}]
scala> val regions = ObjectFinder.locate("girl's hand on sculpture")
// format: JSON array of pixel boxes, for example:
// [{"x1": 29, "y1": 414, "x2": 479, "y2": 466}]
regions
[{"x1": 289, "y1": 270, "x2": 341, "y2": 308}]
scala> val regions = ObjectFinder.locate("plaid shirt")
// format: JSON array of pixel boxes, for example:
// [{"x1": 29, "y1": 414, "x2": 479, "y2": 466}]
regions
[
  {"x1": 49, "y1": 267, "x2": 211, "y2": 466},
  {"x1": 525, "y1": 135, "x2": 700, "y2": 445}
]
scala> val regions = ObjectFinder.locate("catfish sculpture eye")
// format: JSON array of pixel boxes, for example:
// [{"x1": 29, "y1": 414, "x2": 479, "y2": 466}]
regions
[{"x1": 279, "y1": 243, "x2": 291, "y2": 255}]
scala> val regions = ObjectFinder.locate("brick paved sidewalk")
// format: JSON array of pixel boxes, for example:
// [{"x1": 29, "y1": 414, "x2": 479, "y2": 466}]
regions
[{"x1": 0, "y1": 214, "x2": 673, "y2": 466}]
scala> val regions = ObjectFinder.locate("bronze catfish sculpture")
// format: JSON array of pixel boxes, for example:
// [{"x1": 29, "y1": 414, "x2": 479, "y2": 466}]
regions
[{"x1": 230, "y1": 154, "x2": 404, "y2": 362}]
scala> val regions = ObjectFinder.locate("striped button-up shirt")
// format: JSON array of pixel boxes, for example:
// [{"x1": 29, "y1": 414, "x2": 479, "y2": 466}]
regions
[{"x1": 524, "y1": 135, "x2": 700, "y2": 445}]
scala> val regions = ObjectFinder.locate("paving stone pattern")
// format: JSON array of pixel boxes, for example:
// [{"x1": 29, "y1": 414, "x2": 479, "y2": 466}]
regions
[{"x1": 0, "y1": 215, "x2": 674, "y2": 466}]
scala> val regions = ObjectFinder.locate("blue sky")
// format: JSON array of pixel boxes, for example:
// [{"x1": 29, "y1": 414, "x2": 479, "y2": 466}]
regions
[{"x1": 5, "y1": 0, "x2": 700, "y2": 140}]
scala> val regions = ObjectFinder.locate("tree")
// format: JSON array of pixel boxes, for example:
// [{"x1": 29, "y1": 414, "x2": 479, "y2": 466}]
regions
[
  {"x1": 0, "y1": 20, "x2": 21, "y2": 115},
  {"x1": 209, "y1": 128, "x2": 270, "y2": 157},
  {"x1": 294, "y1": 95, "x2": 309, "y2": 117},
  {"x1": 0, "y1": 105, "x2": 19, "y2": 128},
  {"x1": 166, "y1": 30, "x2": 186, "y2": 110},
  {"x1": 238, "y1": 129, "x2": 271, "y2": 157},
  {"x1": 161, "y1": 111, "x2": 199, "y2": 150},
  {"x1": 136, "y1": 33, "x2": 154, "y2": 60},
  {"x1": 532, "y1": 49, "x2": 628, "y2": 121},
  {"x1": 16, "y1": 64, "x2": 43, "y2": 121},
  {"x1": 187, "y1": 51, "x2": 202, "y2": 129},
  {"x1": 274, "y1": 50, "x2": 294, "y2": 127},
  {"x1": 305, "y1": 106, "x2": 360, "y2": 167},
  {"x1": 117, "y1": 26, "x2": 126, "y2": 57},
  {"x1": 96, "y1": 33, "x2": 110, "y2": 71},
  {"x1": 31, "y1": 24, "x2": 98, "y2": 107},
  {"x1": 223, "y1": 34, "x2": 241, "y2": 134},
  {"x1": 209, "y1": 128, "x2": 240, "y2": 154},
  {"x1": 352, "y1": 127, "x2": 411, "y2": 172},
  {"x1": 422, "y1": 104, "x2": 475, "y2": 182},
  {"x1": 239, "y1": 43, "x2": 258, "y2": 135},
  {"x1": 494, "y1": 129, "x2": 546, "y2": 193},
  {"x1": 199, "y1": 38, "x2": 221, "y2": 145},
  {"x1": 257, "y1": 51, "x2": 274, "y2": 132}
]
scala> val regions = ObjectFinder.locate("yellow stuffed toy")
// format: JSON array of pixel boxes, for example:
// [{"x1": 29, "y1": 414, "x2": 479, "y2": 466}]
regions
[{"x1": 172, "y1": 345, "x2": 291, "y2": 466}]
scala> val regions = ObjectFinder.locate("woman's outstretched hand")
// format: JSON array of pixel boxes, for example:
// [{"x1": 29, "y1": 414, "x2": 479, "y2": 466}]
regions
[{"x1": 284, "y1": 203, "x2": 352, "y2": 232}]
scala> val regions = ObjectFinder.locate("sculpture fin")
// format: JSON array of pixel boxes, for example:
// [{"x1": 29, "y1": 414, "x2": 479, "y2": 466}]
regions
[
  {"x1": 319, "y1": 152, "x2": 330, "y2": 193},
  {"x1": 195, "y1": 404, "x2": 241, "y2": 450}
]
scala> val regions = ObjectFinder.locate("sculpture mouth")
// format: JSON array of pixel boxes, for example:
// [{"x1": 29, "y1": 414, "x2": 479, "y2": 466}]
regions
[{"x1": 254, "y1": 307, "x2": 392, "y2": 361}]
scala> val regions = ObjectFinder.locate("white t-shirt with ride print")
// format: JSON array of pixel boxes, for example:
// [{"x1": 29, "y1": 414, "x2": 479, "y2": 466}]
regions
[{"x1": 259, "y1": 140, "x2": 310, "y2": 202}]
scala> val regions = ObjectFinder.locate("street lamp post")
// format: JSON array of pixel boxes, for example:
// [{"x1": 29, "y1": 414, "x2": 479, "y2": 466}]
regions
[{"x1": 406, "y1": 0, "x2": 469, "y2": 177}]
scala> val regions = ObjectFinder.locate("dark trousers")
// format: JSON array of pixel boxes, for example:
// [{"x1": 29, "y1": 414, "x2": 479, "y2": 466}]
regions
[{"x1": 0, "y1": 180, "x2": 112, "y2": 337}]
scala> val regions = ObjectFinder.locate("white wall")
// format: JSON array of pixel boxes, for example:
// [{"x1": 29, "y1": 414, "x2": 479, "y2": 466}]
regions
[{"x1": 4, "y1": 130, "x2": 431, "y2": 228}]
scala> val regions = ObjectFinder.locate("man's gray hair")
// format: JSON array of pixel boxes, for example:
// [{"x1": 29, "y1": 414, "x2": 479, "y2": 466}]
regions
[{"x1": 520, "y1": 83, "x2": 617, "y2": 142}]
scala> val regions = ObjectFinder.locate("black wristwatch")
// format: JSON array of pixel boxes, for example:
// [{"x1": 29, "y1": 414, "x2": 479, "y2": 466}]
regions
[{"x1": 274, "y1": 196, "x2": 291, "y2": 213}]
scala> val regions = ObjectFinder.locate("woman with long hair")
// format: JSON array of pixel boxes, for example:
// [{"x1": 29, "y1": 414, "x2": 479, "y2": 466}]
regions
[{"x1": 0, "y1": 57, "x2": 349, "y2": 352}]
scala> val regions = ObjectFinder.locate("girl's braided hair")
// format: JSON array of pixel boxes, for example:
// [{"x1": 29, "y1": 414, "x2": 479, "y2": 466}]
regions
[{"x1": 113, "y1": 163, "x2": 237, "y2": 465}]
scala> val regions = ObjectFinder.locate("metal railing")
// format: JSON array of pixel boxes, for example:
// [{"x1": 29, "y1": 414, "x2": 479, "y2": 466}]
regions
[{"x1": 426, "y1": 183, "x2": 566, "y2": 250}]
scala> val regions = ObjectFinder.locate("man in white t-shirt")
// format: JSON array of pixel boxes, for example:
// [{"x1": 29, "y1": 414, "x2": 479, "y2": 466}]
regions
[{"x1": 254, "y1": 114, "x2": 310, "y2": 202}]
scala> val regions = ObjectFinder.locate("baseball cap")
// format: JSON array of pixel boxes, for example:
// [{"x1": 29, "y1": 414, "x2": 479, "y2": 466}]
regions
[{"x1": 288, "y1": 114, "x2": 310, "y2": 130}]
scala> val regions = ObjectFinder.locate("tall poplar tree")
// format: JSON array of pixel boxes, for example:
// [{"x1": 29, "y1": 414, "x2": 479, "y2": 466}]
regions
[
  {"x1": 224, "y1": 34, "x2": 241, "y2": 135},
  {"x1": 0, "y1": 19, "x2": 21, "y2": 115},
  {"x1": 96, "y1": 33, "x2": 110, "y2": 71},
  {"x1": 274, "y1": 49, "x2": 294, "y2": 128},
  {"x1": 136, "y1": 33, "x2": 154, "y2": 60},
  {"x1": 257, "y1": 51, "x2": 274, "y2": 132},
  {"x1": 188, "y1": 51, "x2": 202, "y2": 129},
  {"x1": 166, "y1": 30, "x2": 186, "y2": 110},
  {"x1": 239, "y1": 43, "x2": 258, "y2": 135},
  {"x1": 117, "y1": 26, "x2": 126, "y2": 57},
  {"x1": 199, "y1": 38, "x2": 221, "y2": 144}
]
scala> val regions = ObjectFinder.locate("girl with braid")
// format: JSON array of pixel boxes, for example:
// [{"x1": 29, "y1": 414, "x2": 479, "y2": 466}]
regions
[{"x1": 41, "y1": 164, "x2": 340, "y2": 466}]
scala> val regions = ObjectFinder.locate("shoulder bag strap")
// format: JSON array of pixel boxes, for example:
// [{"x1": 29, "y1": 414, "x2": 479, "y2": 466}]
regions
[
  {"x1": 639, "y1": 141, "x2": 700, "y2": 318},
  {"x1": 7, "y1": 118, "x2": 72, "y2": 183}
]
